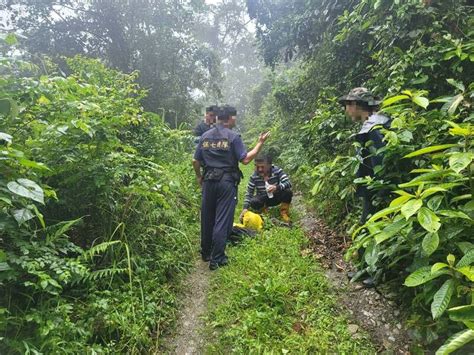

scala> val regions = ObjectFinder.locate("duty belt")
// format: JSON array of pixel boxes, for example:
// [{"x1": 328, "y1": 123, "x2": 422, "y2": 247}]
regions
[{"x1": 203, "y1": 167, "x2": 243, "y2": 184}]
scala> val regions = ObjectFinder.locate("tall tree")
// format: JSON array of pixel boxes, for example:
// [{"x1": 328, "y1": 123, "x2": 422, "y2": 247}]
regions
[
  {"x1": 198, "y1": 0, "x2": 266, "y2": 121},
  {"x1": 1, "y1": 0, "x2": 222, "y2": 122}
]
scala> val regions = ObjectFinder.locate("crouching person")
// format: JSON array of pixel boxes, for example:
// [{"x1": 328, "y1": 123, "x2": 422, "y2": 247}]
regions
[{"x1": 240, "y1": 154, "x2": 293, "y2": 223}]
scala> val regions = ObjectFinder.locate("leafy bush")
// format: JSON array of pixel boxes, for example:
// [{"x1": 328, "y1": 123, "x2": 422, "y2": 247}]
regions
[
  {"x1": 1, "y1": 40, "x2": 200, "y2": 353},
  {"x1": 348, "y1": 87, "x2": 473, "y2": 352},
  {"x1": 246, "y1": 0, "x2": 474, "y2": 352}
]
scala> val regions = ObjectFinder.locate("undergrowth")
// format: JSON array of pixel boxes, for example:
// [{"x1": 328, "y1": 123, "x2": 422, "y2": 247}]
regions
[{"x1": 205, "y1": 227, "x2": 375, "y2": 354}]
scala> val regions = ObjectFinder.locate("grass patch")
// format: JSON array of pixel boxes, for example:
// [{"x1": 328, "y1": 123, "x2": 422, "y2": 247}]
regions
[{"x1": 205, "y1": 227, "x2": 376, "y2": 354}]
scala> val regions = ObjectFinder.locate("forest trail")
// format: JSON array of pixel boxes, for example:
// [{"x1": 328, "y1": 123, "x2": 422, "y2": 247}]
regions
[
  {"x1": 166, "y1": 167, "x2": 409, "y2": 353},
  {"x1": 167, "y1": 162, "x2": 408, "y2": 353},
  {"x1": 166, "y1": 259, "x2": 210, "y2": 354},
  {"x1": 294, "y1": 195, "x2": 411, "y2": 353}
]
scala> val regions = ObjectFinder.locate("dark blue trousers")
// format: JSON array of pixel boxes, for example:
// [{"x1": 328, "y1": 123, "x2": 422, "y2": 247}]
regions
[{"x1": 201, "y1": 177, "x2": 237, "y2": 264}]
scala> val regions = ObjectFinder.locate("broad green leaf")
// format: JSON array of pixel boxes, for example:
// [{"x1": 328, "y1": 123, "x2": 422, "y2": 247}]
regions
[
  {"x1": 382, "y1": 94, "x2": 410, "y2": 107},
  {"x1": 401, "y1": 199, "x2": 422, "y2": 219},
  {"x1": 438, "y1": 210, "x2": 471, "y2": 220},
  {"x1": 448, "y1": 305, "x2": 474, "y2": 322},
  {"x1": 7, "y1": 178, "x2": 44, "y2": 204},
  {"x1": 428, "y1": 195, "x2": 444, "y2": 211},
  {"x1": 12, "y1": 208, "x2": 35, "y2": 225},
  {"x1": 0, "y1": 197, "x2": 12, "y2": 206},
  {"x1": 441, "y1": 226, "x2": 466, "y2": 241},
  {"x1": 364, "y1": 241, "x2": 379, "y2": 267},
  {"x1": 367, "y1": 205, "x2": 400, "y2": 223},
  {"x1": 450, "y1": 126, "x2": 473, "y2": 136},
  {"x1": 390, "y1": 194, "x2": 412, "y2": 207},
  {"x1": 421, "y1": 187, "x2": 447, "y2": 199},
  {"x1": 449, "y1": 152, "x2": 474, "y2": 173},
  {"x1": 311, "y1": 180, "x2": 322, "y2": 195},
  {"x1": 457, "y1": 242, "x2": 474, "y2": 255},
  {"x1": 431, "y1": 279, "x2": 454, "y2": 319},
  {"x1": 451, "y1": 194, "x2": 472, "y2": 203},
  {"x1": 399, "y1": 171, "x2": 451, "y2": 188},
  {"x1": 447, "y1": 79, "x2": 465, "y2": 92},
  {"x1": 404, "y1": 266, "x2": 447, "y2": 287},
  {"x1": 435, "y1": 329, "x2": 474, "y2": 355},
  {"x1": 422, "y1": 233, "x2": 439, "y2": 256},
  {"x1": 393, "y1": 190, "x2": 415, "y2": 197},
  {"x1": 412, "y1": 95, "x2": 429, "y2": 109},
  {"x1": 403, "y1": 144, "x2": 458, "y2": 158},
  {"x1": 18, "y1": 158, "x2": 51, "y2": 171},
  {"x1": 374, "y1": 218, "x2": 410, "y2": 244},
  {"x1": 418, "y1": 207, "x2": 441, "y2": 233},
  {"x1": 431, "y1": 262, "x2": 449, "y2": 273},
  {"x1": 457, "y1": 249, "x2": 474, "y2": 268},
  {"x1": 456, "y1": 266, "x2": 474, "y2": 281}
]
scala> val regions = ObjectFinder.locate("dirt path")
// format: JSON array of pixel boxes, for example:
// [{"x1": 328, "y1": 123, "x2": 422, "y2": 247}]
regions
[
  {"x1": 167, "y1": 259, "x2": 210, "y2": 355},
  {"x1": 293, "y1": 194, "x2": 412, "y2": 353}
]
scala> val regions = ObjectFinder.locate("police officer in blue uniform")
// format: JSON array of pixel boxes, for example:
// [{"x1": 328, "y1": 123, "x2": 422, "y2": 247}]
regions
[{"x1": 192, "y1": 105, "x2": 270, "y2": 270}]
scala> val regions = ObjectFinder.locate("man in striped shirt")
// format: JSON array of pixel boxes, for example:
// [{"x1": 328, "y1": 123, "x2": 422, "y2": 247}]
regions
[{"x1": 240, "y1": 154, "x2": 293, "y2": 223}]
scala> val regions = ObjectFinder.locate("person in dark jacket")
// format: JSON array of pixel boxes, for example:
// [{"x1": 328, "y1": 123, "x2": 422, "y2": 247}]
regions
[
  {"x1": 240, "y1": 154, "x2": 293, "y2": 223},
  {"x1": 339, "y1": 87, "x2": 390, "y2": 224},
  {"x1": 192, "y1": 105, "x2": 270, "y2": 270},
  {"x1": 194, "y1": 105, "x2": 218, "y2": 138},
  {"x1": 340, "y1": 87, "x2": 390, "y2": 287}
]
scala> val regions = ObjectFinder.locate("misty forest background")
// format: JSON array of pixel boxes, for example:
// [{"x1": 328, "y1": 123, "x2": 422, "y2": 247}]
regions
[{"x1": 1, "y1": 0, "x2": 473, "y2": 353}]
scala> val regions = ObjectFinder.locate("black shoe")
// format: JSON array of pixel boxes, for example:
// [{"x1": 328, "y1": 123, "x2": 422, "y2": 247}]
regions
[
  {"x1": 201, "y1": 254, "x2": 211, "y2": 262},
  {"x1": 362, "y1": 277, "x2": 375, "y2": 288},
  {"x1": 209, "y1": 257, "x2": 228, "y2": 271}
]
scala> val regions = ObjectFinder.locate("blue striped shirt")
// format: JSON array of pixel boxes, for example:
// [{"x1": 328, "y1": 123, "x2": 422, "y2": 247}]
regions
[{"x1": 243, "y1": 166, "x2": 292, "y2": 209}]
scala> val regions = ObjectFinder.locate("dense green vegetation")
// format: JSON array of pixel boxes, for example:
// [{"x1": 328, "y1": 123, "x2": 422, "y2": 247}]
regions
[
  {"x1": 206, "y1": 227, "x2": 375, "y2": 353},
  {"x1": 1, "y1": 0, "x2": 473, "y2": 353},
  {"x1": 0, "y1": 39, "x2": 200, "y2": 352},
  {"x1": 245, "y1": 0, "x2": 474, "y2": 352}
]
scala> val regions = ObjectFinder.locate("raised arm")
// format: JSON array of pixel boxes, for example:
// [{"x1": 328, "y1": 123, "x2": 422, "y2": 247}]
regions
[{"x1": 241, "y1": 132, "x2": 270, "y2": 165}]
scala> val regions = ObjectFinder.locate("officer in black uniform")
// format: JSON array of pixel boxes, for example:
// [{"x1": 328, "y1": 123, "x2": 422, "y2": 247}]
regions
[
  {"x1": 192, "y1": 105, "x2": 270, "y2": 270},
  {"x1": 194, "y1": 105, "x2": 217, "y2": 139}
]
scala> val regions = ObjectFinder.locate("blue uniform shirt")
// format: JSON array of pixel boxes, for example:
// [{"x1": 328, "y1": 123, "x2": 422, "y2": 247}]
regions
[{"x1": 194, "y1": 124, "x2": 247, "y2": 169}]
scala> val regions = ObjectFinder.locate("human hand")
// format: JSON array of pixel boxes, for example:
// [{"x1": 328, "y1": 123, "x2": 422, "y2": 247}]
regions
[
  {"x1": 240, "y1": 209, "x2": 248, "y2": 223},
  {"x1": 196, "y1": 176, "x2": 203, "y2": 187},
  {"x1": 266, "y1": 184, "x2": 277, "y2": 193},
  {"x1": 258, "y1": 131, "x2": 271, "y2": 143}
]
